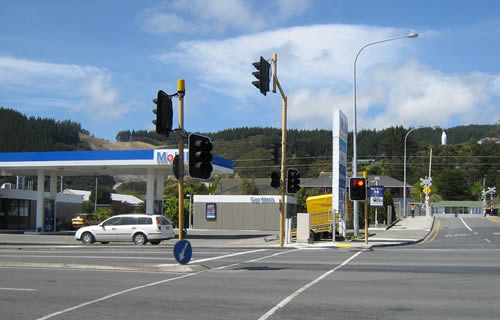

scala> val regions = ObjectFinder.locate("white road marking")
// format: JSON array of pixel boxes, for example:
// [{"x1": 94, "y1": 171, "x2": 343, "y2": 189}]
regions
[
  {"x1": 37, "y1": 248, "x2": 269, "y2": 319},
  {"x1": 0, "y1": 254, "x2": 175, "y2": 261},
  {"x1": 190, "y1": 249, "x2": 267, "y2": 264},
  {"x1": 214, "y1": 249, "x2": 299, "y2": 270},
  {"x1": 257, "y1": 249, "x2": 366, "y2": 320},
  {"x1": 0, "y1": 287, "x2": 37, "y2": 292},
  {"x1": 37, "y1": 273, "x2": 199, "y2": 320},
  {"x1": 460, "y1": 217, "x2": 473, "y2": 231},
  {"x1": 485, "y1": 238, "x2": 491, "y2": 243}
]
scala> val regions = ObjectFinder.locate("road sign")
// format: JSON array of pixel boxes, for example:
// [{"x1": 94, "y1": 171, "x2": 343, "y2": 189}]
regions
[
  {"x1": 423, "y1": 187, "x2": 432, "y2": 194},
  {"x1": 173, "y1": 240, "x2": 192, "y2": 265},
  {"x1": 370, "y1": 186, "x2": 384, "y2": 207}
]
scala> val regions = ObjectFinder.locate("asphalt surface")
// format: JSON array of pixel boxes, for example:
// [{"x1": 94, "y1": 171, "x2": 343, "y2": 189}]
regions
[
  {"x1": 0, "y1": 216, "x2": 498, "y2": 320},
  {"x1": 0, "y1": 215, "x2": 434, "y2": 248}
]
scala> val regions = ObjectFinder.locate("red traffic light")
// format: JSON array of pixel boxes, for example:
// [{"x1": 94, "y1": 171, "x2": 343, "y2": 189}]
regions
[
  {"x1": 352, "y1": 179, "x2": 364, "y2": 187},
  {"x1": 349, "y1": 177, "x2": 367, "y2": 201}
]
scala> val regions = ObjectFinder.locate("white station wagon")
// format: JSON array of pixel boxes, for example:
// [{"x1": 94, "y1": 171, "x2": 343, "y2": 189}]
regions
[{"x1": 75, "y1": 214, "x2": 175, "y2": 245}]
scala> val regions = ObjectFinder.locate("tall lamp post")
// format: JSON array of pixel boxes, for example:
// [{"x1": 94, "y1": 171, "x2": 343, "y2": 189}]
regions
[
  {"x1": 403, "y1": 126, "x2": 423, "y2": 217},
  {"x1": 352, "y1": 32, "x2": 418, "y2": 235},
  {"x1": 403, "y1": 125, "x2": 438, "y2": 217}
]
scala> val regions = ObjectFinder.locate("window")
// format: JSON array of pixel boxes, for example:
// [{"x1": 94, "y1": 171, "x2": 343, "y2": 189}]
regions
[
  {"x1": 157, "y1": 216, "x2": 172, "y2": 226},
  {"x1": 103, "y1": 217, "x2": 122, "y2": 226},
  {"x1": 120, "y1": 217, "x2": 137, "y2": 225},
  {"x1": 138, "y1": 217, "x2": 153, "y2": 225}
]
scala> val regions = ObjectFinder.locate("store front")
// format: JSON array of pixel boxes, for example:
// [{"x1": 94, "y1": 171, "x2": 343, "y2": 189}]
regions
[{"x1": 0, "y1": 198, "x2": 32, "y2": 230}]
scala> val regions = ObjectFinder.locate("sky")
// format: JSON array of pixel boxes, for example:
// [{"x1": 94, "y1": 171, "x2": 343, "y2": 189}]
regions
[{"x1": 1, "y1": 0, "x2": 499, "y2": 142}]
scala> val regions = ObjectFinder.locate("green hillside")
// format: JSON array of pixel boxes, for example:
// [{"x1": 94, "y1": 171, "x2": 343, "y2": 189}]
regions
[{"x1": 1, "y1": 107, "x2": 498, "y2": 201}]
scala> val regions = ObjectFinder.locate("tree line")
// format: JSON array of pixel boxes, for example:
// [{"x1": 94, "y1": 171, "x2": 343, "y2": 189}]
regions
[{"x1": 0, "y1": 107, "x2": 87, "y2": 152}]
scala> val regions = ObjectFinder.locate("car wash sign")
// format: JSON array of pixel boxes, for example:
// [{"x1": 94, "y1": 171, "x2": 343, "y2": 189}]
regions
[{"x1": 332, "y1": 109, "x2": 348, "y2": 219}]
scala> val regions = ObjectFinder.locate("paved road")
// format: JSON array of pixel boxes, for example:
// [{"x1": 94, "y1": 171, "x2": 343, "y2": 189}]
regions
[{"x1": 0, "y1": 216, "x2": 498, "y2": 319}]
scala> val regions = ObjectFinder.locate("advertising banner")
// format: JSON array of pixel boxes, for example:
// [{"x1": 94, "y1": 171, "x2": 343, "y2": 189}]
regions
[{"x1": 370, "y1": 186, "x2": 384, "y2": 207}]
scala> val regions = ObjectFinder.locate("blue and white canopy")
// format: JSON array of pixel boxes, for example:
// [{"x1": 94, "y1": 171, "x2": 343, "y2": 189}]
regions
[{"x1": 0, "y1": 149, "x2": 233, "y2": 177}]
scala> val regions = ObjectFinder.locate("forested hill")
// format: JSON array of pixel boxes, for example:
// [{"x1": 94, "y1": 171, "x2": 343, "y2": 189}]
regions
[
  {"x1": 0, "y1": 107, "x2": 89, "y2": 152},
  {"x1": 1, "y1": 107, "x2": 498, "y2": 181},
  {"x1": 116, "y1": 124, "x2": 499, "y2": 177}
]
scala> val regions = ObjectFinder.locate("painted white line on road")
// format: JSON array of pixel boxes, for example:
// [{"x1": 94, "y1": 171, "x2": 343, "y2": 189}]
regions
[
  {"x1": 0, "y1": 254, "x2": 175, "y2": 261},
  {"x1": 494, "y1": 232, "x2": 500, "y2": 236},
  {"x1": 485, "y1": 238, "x2": 491, "y2": 243},
  {"x1": 37, "y1": 272, "x2": 200, "y2": 320},
  {"x1": 191, "y1": 249, "x2": 267, "y2": 264},
  {"x1": 215, "y1": 249, "x2": 299, "y2": 270},
  {"x1": 460, "y1": 217, "x2": 473, "y2": 231},
  {"x1": 258, "y1": 249, "x2": 366, "y2": 320},
  {"x1": 246, "y1": 249, "x2": 299, "y2": 263},
  {"x1": 0, "y1": 287, "x2": 37, "y2": 292},
  {"x1": 474, "y1": 232, "x2": 479, "y2": 235}
]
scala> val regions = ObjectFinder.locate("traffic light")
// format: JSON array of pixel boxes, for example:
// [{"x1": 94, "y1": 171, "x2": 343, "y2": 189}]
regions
[
  {"x1": 349, "y1": 177, "x2": 367, "y2": 200},
  {"x1": 152, "y1": 90, "x2": 173, "y2": 136},
  {"x1": 188, "y1": 133, "x2": 213, "y2": 179},
  {"x1": 252, "y1": 56, "x2": 270, "y2": 96},
  {"x1": 287, "y1": 168, "x2": 300, "y2": 193},
  {"x1": 270, "y1": 171, "x2": 280, "y2": 188}
]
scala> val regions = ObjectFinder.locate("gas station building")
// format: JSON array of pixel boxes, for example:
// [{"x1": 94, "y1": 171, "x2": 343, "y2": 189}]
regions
[{"x1": 0, "y1": 149, "x2": 233, "y2": 232}]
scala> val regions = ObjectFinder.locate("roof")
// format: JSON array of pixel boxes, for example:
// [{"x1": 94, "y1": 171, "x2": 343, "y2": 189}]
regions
[
  {"x1": 64, "y1": 189, "x2": 143, "y2": 205},
  {"x1": 432, "y1": 201, "x2": 483, "y2": 208},
  {"x1": 0, "y1": 149, "x2": 233, "y2": 177},
  {"x1": 301, "y1": 173, "x2": 410, "y2": 188}
]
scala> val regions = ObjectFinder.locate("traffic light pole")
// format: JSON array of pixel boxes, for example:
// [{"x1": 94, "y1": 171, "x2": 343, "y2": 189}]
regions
[
  {"x1": 177, "y1": 79, "x2": 185, "y2": 240},
  {"x1": 273, "y1": 52, "x2": 287, "y2": 248},
  {"x1": 363, "y1": 171, "x2": 369, "y2": 245}
]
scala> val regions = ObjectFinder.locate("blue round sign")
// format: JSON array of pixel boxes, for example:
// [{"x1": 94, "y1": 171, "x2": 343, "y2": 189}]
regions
[{"x1": 173, "y1": 240, "x2": 192, "y2": 265}]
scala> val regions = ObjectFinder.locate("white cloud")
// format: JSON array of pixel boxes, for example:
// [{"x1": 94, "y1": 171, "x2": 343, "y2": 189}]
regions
[
  {"x1": 156, "y1": 24, "x2": 499, "y2": 130},
  {"x1": 366, "y1": 60, "x2": 498, "y2": 128},
  {"x1": 142, "y1": 12, "x2": 196, "y2": 34},
  {"x1": 142, "y1": 0, "x2": 311, "y2": 35},
  {"x1": 0, "y1": 56, "x2": 101, "y2": 86},
  {"x1": 0, "y1": 56, "x2": 125, "y2": 120},
  {"x1": 155, "y1": 24, "x2": 407, "y2": 96}
]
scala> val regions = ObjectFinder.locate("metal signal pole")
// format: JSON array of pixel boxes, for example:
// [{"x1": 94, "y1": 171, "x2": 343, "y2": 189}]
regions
[
  {"x1": 177, "y1": 79, "x2": 185, "y2": 240},
  {"x1": 273, "y1": 52, "x2": 287, "y2": 248}
]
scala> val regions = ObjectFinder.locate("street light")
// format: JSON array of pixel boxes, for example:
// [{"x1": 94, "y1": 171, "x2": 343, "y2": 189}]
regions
[
  {"x1": 352, "y1": 32, "x2": 417, "y2": 235},
  {"x1": 403, "y1": 125, "x2": 438, "y2": 217},
  {"x1": 403, "y1": 126, "x2": 423, "y2": 217}
]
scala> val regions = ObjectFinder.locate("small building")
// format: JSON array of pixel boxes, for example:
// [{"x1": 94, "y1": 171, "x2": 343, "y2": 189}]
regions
[
  {"x1": 193, "y1": 195, "x2": 296, "y2": 231},
  {"x1": 431, "y1": 201, "x2": 483, "y2": 216},
  {"x1": 0, "y1": 188, "x2": 82, "y2": 231}
]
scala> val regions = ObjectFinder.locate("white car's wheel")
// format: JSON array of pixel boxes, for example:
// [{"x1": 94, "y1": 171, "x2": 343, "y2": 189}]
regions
[
  {"x1": 81, "y1": 232, "x2": 95, "y2": 245},
  {"x1": 133, "y1": 233, "x2": 147, "y2": 245}
]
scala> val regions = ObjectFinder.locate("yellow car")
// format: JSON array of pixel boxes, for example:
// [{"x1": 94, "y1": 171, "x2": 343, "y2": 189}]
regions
[{"x1": 71, "y1": 214, "x2": 99, "y2": 230}]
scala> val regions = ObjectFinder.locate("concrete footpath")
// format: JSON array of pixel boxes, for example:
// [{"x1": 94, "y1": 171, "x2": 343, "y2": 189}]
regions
[{"x1": 0, "y1": 216, "x2": 434, "y2": 249}]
